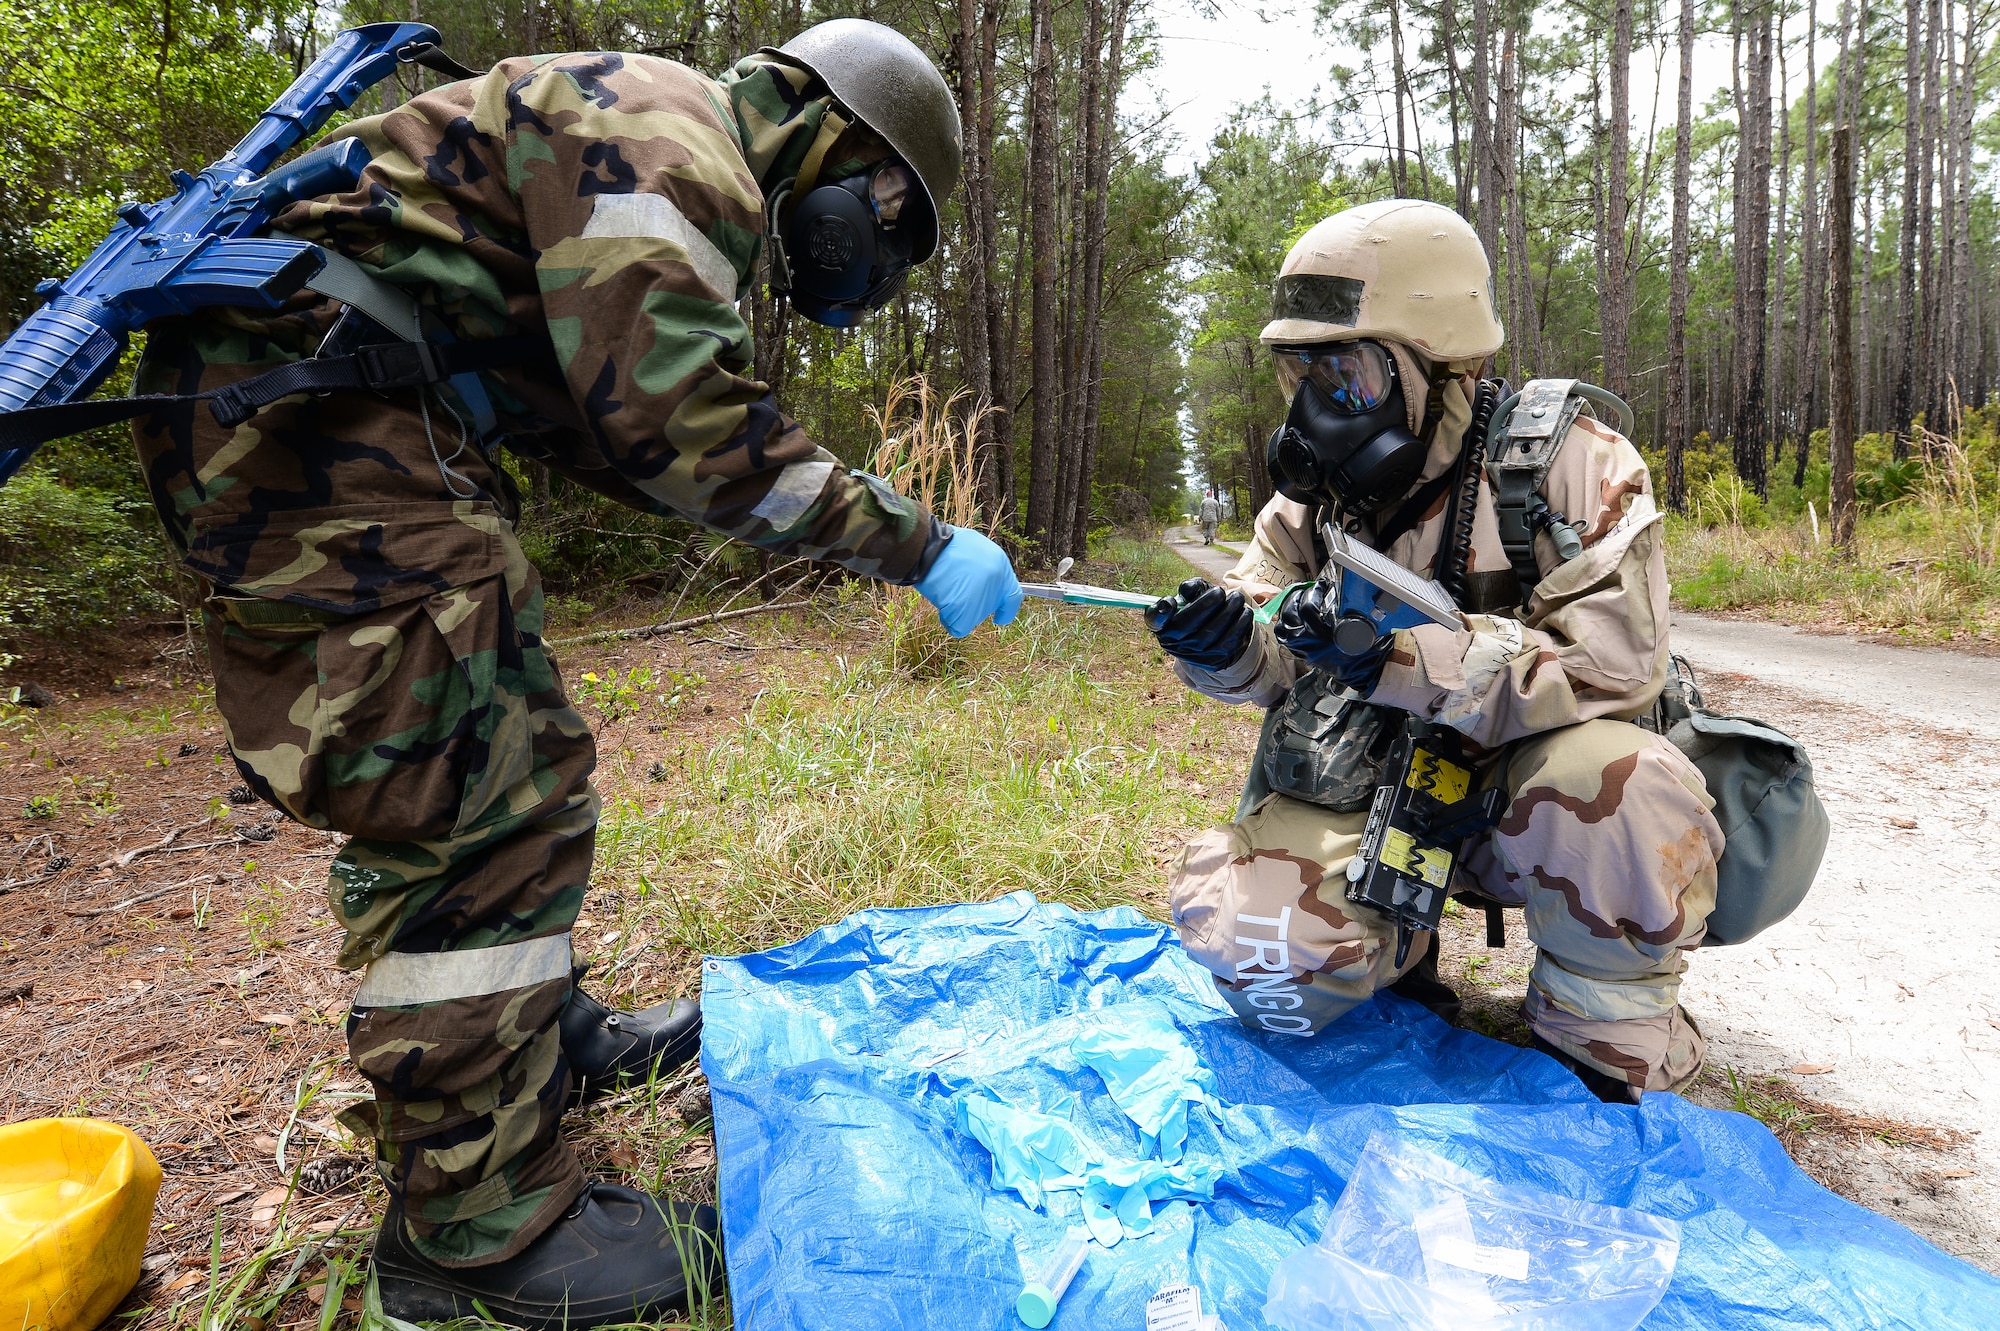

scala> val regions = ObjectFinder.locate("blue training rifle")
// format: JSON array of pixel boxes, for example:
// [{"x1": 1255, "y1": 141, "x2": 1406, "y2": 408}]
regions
[{"x1": 0, "y1": 23, "x2": 488, "y2": 487}]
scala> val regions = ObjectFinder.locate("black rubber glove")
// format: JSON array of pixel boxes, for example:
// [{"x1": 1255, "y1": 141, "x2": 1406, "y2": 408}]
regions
[
  {"x1": 1146, "y1": 578, "x2": 1253, "y2": 670},
  {"x1": 1273, "y1": 580, "x2": 1394, "y2": 694}
]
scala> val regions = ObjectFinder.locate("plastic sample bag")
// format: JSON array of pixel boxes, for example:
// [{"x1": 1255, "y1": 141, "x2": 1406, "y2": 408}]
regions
[{"x1": 1265, "y1": 1133, "x2": 1678, "y2": 1331}]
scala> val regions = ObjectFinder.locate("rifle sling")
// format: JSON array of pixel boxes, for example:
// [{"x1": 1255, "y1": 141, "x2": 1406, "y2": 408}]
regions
[{"x1": 0, "y1": 335, "x2": 553, "y2": 454}]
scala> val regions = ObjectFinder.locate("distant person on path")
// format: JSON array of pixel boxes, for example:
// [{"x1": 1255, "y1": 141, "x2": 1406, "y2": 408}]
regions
[
  {"x1": 1146, "y1": 200, "x2": 1720, "y2": 1108},
  {"x1": 129, "y1": 21, "x2": 1018, "y2": 1327},
  {"x1": 1198, "y1": 489, "x2": 1222, "y2": 544}
]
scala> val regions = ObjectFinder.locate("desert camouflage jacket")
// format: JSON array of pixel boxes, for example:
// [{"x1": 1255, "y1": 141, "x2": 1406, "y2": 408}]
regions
[
  {"x1": 138, "y1": 52, "x2": 945, "y2": 590},
  {"x1": 1178, "y1": 363, "x2": 1670, "y2": 747}
]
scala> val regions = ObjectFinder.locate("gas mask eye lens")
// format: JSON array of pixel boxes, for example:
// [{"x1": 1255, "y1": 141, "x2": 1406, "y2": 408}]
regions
[
  {"x1": 1274, "y1": 342, "x2": 1395, "y2": 413},
  {"x1": 868, "y1": 162, "x2": 913, "y2": 227}
]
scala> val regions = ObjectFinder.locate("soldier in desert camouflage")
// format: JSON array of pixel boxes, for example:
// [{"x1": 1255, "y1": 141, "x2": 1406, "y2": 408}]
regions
[
  {"x1": 1150, "y1": 199, "x2": 1721, "y2": 1110},
  {"x1": 130, "y1": 20, "x2": 1019, "y2": 1326}
]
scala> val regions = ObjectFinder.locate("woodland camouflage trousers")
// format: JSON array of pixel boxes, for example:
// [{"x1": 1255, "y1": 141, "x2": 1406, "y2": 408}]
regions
[
  {"x1": 1170, "y1": 718, "x2": 1724, "y2": 1093},
  {"x1": 134, "y1": 336, "x2": 597, "y2": 1267}
]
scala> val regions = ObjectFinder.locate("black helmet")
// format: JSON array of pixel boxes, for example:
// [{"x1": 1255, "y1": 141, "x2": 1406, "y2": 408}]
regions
[{"x1": 766, "y1": 19, "x2": 962, "y2": 264}]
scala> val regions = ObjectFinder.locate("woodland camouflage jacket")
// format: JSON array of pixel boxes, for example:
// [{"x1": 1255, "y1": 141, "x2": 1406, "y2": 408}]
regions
[
  {"x1": 1179, "y1": 356, "x2": 1671, "y2": 747},
  {"x1": 141, "y1": 52, "x2": 945, "y2": 592}
]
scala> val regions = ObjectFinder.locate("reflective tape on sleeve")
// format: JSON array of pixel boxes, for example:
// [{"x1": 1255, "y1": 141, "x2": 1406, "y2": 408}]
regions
[{"x1": 355, "y1": 933, "x2": 573, "y2": 1008}]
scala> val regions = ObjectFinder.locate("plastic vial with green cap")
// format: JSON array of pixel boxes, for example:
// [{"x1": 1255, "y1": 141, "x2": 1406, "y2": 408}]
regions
[{"x1": 1016, "y1": 1229, "x2": 1090, "y2": 1328}]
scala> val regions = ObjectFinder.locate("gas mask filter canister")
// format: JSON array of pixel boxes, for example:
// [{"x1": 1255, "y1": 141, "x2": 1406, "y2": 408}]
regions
[{"x1": 781, "y1": 159, "x2": 925, "y2": 328}]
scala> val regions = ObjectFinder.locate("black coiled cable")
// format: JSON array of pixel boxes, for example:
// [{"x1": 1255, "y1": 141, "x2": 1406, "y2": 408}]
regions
[{"x1": 1437, "y1": 378, "x2": 1506, "y2": 604}]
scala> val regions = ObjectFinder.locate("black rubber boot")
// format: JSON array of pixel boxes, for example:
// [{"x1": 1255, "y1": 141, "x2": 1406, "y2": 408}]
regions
[
  {"x1": 560, "y1": 975, "x2": 702, "y2": 1110},
  {"x1": 1386, "y1": 945, "x2": 1461, "y2": 1026},
  {"x1": 1530, "y1": 1034, "x2": 1642, "y2": 1105},
  {"x1": 372, "y1": 1183, "x2": 722, "y2": 1329}
]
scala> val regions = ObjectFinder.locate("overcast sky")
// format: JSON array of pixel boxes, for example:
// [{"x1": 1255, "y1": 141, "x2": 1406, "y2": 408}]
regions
[{"x1": 1136, "y1": 0, "x2": 1825, "y2": 179}]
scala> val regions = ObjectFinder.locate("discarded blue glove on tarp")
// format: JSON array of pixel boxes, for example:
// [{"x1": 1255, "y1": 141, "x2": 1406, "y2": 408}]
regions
[
  {"x1": 701, "y1": 892, "x2": 2000, "y2": 1330},
  {"x1": 956, "y1": 1012, "x2": 1226, "y2": 1246},
  {"x1": 1071, "y1": 1016, "x2": 1221, "y2": 1162}
]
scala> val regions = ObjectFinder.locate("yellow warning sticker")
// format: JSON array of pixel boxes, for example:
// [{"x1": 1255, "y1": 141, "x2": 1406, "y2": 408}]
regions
[
  {"x1": 1381, "y1": 829, "x2": 1453, "y2": 889},
  {"x1": 1406, "y1": 748, "x2": 1470, "y2": 804}
]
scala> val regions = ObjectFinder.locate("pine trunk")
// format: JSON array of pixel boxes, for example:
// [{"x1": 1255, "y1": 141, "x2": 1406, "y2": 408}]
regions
[
  {"x1": 1893, "y1": 0, "x2": 1921, "y2": 450},
  {"x1": 978, "y1": 0, "x2": 1014, "y2": 530},
  {"x1": 1390, "y1": 0, "x2": 1410, "y2": 195},
  {"x1": 1498, "y1": 22, "x2": 1532, "y2": 377},
  {"x1": 1024, "y1": 0, "x2": 1061, "y2": 559},
  {"x1": 1917, "y1": 0, "x2": 1941, "y2": 432},
  {"x1": 1067, "y1": 0, "x2": 1131, "y2": 558},
  {"x1": 1829, "y1": 124, "x2": 1858, "y2": 547},
  {"x1": 1769, "y1": 20, "x2": 1789, "y2": 459},
  {"x1": 1472, "y1": 0, "x2": 1499, "y2": 257},
  {"x1": 1793, "y1": 0, "x2": 1822, "y2": 485},
  {"x1": 1605, "y1": 0, "x2": 1634, "y2": 398},
  {"x1": 1056, "y1": 0, "x2": 1104, "y2": 549},
  {"x1": 1951, "y1": 1, "x2": 1977, "y2": 409},
  {"x1": 1665, "y1": 0, "x2": 1697, "y2": 511},
  {"x1": 956, "y1": 0, "x2": 995, "y2": 527},
  {"x1": 1730, "y1": 1, "x2": 1773, "y2": 494},
  {"x1": 1443, "y1": 0, "x2": 1468, "y2": 217}
]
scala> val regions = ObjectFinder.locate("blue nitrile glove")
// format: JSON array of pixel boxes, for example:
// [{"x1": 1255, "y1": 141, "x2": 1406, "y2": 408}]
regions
[
  {"x1": 915, "y1": 527, "x2": 1023, "y2": 638},
  {"x1": 1273, "y1": 580, "x2": 1394, "y2": 693}
]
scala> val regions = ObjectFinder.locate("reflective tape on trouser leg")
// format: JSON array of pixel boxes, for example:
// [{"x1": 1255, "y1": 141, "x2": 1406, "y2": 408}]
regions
[{"x1": 356, "y1": 934, "x2": 574, "y2": 1008}]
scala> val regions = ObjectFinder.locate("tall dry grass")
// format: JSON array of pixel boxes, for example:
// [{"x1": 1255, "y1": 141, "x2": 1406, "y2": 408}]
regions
[{"x1": 862, "y1": 376, "x2": 1001, "y2": 673}]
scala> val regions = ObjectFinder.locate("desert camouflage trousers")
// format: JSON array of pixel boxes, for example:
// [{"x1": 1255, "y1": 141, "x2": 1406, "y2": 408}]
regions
[{"x1": 1170, "y1": 718, "x2": 1723, "y2": 1093}]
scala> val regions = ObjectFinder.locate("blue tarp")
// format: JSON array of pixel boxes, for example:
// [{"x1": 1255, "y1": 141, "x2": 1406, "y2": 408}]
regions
[{"x1": 701, "y1": 892, "x2": 2000, "y2": 1329}]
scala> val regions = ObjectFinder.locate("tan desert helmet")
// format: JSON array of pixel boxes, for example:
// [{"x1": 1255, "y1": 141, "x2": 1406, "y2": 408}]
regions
[{"x1": 1260, "y1": 199, "x2": 1504, "y2": 361}]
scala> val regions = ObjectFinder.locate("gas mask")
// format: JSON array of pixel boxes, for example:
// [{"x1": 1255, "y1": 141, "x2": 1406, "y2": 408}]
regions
[
  {"x1": 773, "y1": 158, "x2": 928, "y2": 328},
  {"x1": 1266, "y1": 339, "x2": 1427, "y2": 517}
]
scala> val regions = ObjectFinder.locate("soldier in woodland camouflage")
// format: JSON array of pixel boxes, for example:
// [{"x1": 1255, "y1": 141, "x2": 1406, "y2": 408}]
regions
[
  {"x1": 132, "y1": 22, "x2": 1018, "y2": 1326},
  {"x1": 1152, "y1": 200, "x2": 1721, "y2": 1105}
]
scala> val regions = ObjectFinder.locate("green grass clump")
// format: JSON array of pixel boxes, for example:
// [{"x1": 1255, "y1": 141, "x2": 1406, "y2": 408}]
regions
[
  {"x1": 590, "y1": 596, "x2": 1245, "y2": 963},
  {"x1": 1657, "y1": 415, "x2": 2000, "y2": 641}
]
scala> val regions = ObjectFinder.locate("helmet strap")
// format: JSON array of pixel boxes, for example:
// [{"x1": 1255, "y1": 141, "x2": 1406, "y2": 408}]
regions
[
  {"x1": 791, "y1": 109, "x2": 851, "y2": 203},
  {"x1": 1417, "y1": 363, "x2": 1452, "y2": 450},
  {"x1": 769, "y1": 110, "x2": 849, "y2": 298}
]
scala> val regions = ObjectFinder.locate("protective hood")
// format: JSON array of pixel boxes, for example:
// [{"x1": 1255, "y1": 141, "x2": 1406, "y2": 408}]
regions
[{"x1": 716, "y1": 54, "x2": 839, "y2": 198}]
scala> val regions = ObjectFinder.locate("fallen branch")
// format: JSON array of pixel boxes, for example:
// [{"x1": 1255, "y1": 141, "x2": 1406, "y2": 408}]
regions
[
  {"x1": 97, "y1": 826, "x2": 189, "y2": 870},
  {"x1": 64, "y1": 872, "x2": 219, "y2": 917},
  {"x1": 690, "y1": 636, "x2": 809, "y2": 651},
  {"x1": 554, "y1": 598, "x2": 812, "y2": 646},
  {"x1": 0, "y1": 867, "x2": 58, "y2": 896}
]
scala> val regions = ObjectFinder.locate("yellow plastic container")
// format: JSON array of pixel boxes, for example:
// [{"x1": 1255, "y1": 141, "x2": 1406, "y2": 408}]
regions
[{"x1": 0, "y1": 1119, "x2": 162, "y2": 1331}]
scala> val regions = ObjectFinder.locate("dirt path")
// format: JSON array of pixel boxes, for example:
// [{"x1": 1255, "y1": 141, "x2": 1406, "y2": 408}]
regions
[
  {"x1": 1163, "y1": 533, "x2": 2000, "y2": 1271},
  {"x1": 1163, "y1": 524, "x2": 1242, "y2": 581},
  {"x1": 1668, "y1": 612, "x2": 2000, "y2": 1268}
]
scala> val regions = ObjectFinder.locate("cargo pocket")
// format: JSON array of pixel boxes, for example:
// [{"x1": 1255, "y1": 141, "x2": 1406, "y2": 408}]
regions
[
  {"x1": 312, "y1": 591, "x2": 486, "y2": 842},
  {"x1": 203, "y1": 594, "x2": 346, "y2": 827}
]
